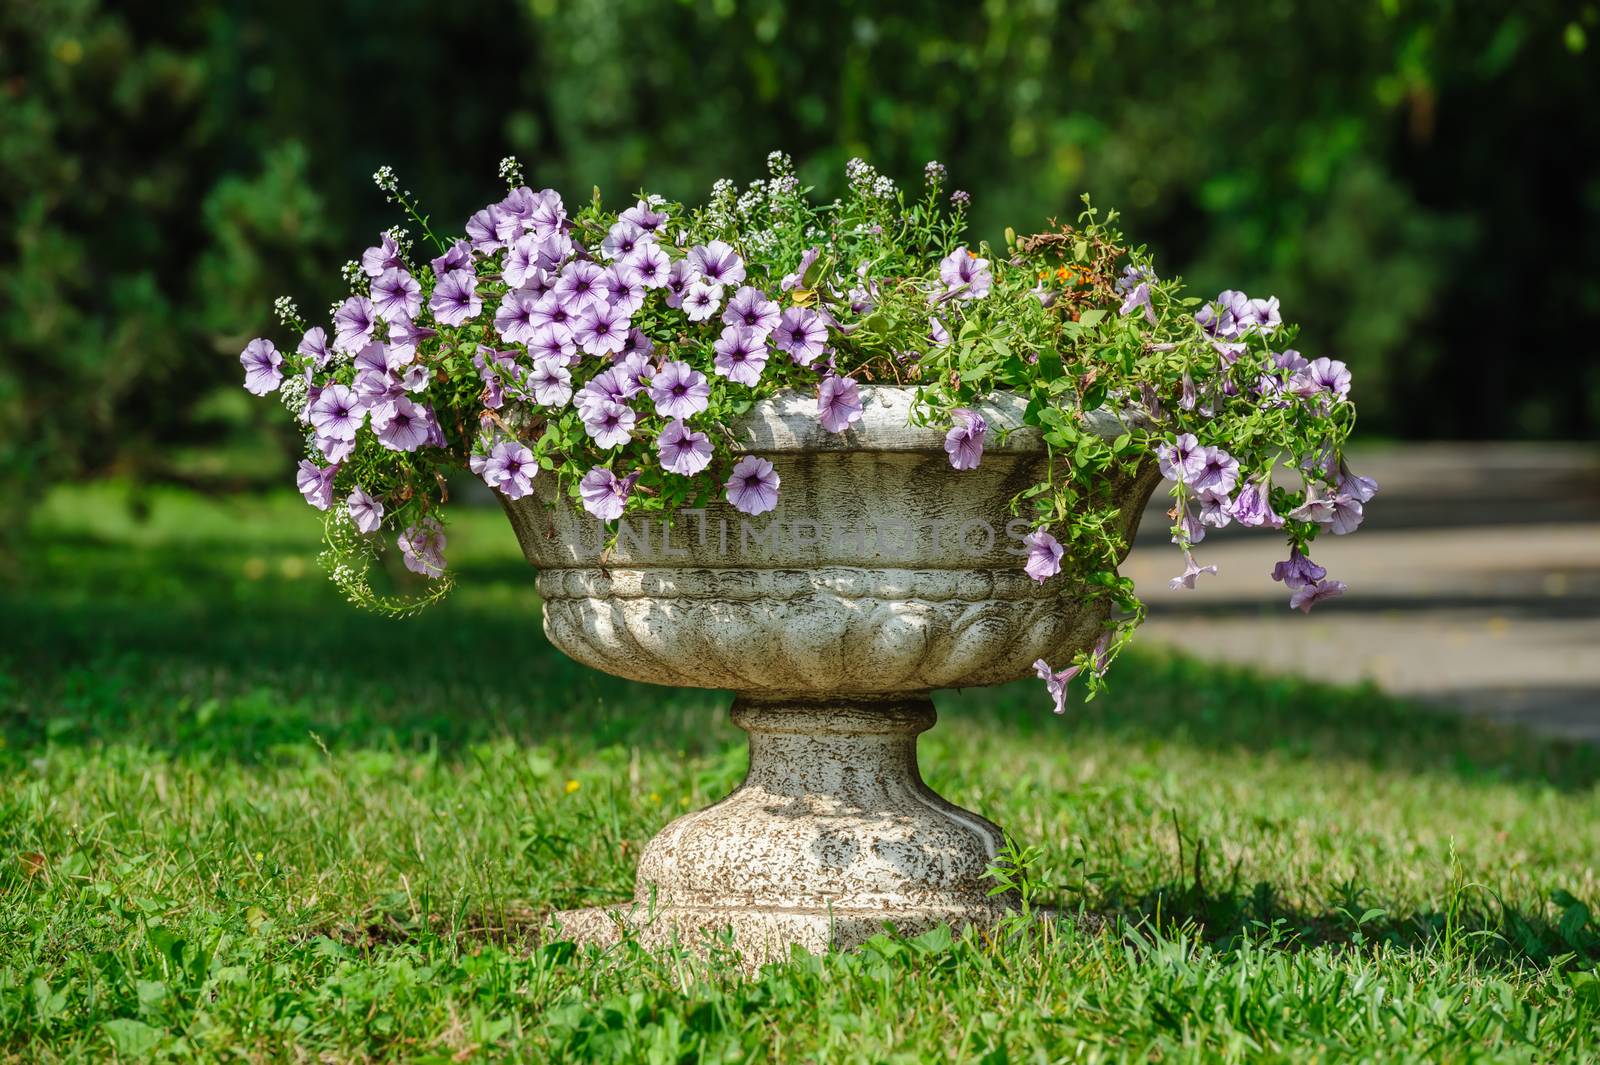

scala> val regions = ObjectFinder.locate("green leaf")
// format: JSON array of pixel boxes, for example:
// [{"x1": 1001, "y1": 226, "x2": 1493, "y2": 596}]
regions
[
  {"x1": 802, "y1": 252, "x2": 832, "y2": 289},
  {"x1": 1077, "y1": 308, "x2": 1106, "y2": 329},
  {"x1": 103, "y1": 1019, "x2": 164, "y2": 1056}
]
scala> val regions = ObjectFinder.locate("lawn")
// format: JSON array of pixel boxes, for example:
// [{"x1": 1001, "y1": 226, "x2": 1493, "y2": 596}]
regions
[{"x1": 2, "y1": 484, "x2": 1598, "y2": 1062}]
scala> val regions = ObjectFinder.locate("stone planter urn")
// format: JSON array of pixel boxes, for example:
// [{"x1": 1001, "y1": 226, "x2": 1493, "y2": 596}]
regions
[{"x1": 502, "y1": 385, "x2": 1158, "y2": 963}]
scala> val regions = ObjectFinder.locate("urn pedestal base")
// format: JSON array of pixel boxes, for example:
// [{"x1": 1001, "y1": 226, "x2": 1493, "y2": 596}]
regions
[{"x1": 548, "y1": 695, "x2": 1020, "y2": 966}]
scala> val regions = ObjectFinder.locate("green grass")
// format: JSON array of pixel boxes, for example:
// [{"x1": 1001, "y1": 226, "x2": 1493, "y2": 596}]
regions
[{"x1": 2, "y1": 483, "x2": 1598, "y2": 1062}]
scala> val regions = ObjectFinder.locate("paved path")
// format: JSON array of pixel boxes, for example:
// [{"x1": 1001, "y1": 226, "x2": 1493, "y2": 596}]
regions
[{"x1": 1122, "y1": 444, "x2": 1600, "y2": 741}]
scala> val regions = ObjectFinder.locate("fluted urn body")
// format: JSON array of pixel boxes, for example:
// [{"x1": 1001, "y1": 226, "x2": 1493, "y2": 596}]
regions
[{"x1": 503, "y1": 386, "x2": 1158, "y2": 962}]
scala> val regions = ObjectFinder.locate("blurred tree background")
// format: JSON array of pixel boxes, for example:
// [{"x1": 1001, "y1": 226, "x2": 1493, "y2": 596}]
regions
[{"x1": 2, "y1": 0, "x2": 1597, "y2": 523}]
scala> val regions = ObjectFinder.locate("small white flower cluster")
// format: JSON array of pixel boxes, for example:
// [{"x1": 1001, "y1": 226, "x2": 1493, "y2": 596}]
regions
[
  {"x1": 704, "y1": 177, "x2": 739, "y2": 230},
  {"x1": 279, "y1": 375, "x2": 309, "y2": 418},
  {"x1": 846, "y1": 157, "x2": 896, "y2": 201},
  {"x1": 340, "y1": 260, "x2": 364, "y2": 287},
  {"x1": 766, "y1": 150, "x2": 794, "y2": 177},
  {"x1": 924, "y1": 160, "x2": 947, "y2": 187},
  {"x1": 372, "y1": 165, "x2": 399, "y2": 195},
  {"x1": 735, "y1": 179, "x2": 768, "y2": 219},
  {"x1": 743, "y1": 227, "x2": 780, "y2": 256},
  {"x1": 498, "y1": 155, "x2": 524, "y2": 188},
  {"x1": 383, "y1": 224, "x2": 412, "y2": 258},
  {"x1": 273, "y1": 295, "x2": 300, "y2": 327}
]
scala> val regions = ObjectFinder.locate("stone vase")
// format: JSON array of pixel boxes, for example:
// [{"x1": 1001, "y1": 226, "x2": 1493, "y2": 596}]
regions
[{"x1": 502, "y1": 385, "x2": 1158, "y2": 963}]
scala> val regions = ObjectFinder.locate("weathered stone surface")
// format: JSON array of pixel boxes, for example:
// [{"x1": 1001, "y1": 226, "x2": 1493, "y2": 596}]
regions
[{"x1": 504, "y1": 386, "x2": 1158, "y2": 961}]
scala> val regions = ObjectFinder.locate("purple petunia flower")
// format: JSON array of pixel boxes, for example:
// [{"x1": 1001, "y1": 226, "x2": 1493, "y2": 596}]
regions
[
  {"x1": 1328, "y1": 493, "x2": 1365, "y2": 535},
  {"x1": 1290, "y1": 578, "x2": 1347, "y2": 614},
  {"x1": 602, "y1": 265, "x2": 646, "y2": 316},
  {"x1": 1191, "y1": 446, "x2": 1240, "y2": 499},
  {"x1": 1198, "y1": 494, "x2": 1232, "y2": 530},
  {"x1": 688, "y1": 240, "x2": 746, "y2": 286},
  {"x1": 1270, "y1": 547, "x2": 1327, "y2": 590},
  {"x1": 582, "y1": 400, "x2": 636, "y2": 449},
  {"x1": 1228, "y1": 478, "x2": 1283, "y2": 528},
  {"x1": 681, "y1": 280, "x2": 724, "y2": 322},
  {"x1": 332, "y1": 296, "x2": 378, "y2": 354},
  {"x1": 527, "y1": 356, "x2": 573, "y2": 407},
  {"x1": 600, "y1": 220, "x2": 654, "y2": 261},
  {"x1": 371, "y1": 268, "x2": 421, "y2": 324},
  {"x1": 533, "y1": 232, "x2": 573, "y2": 271},
  {"x1": 1169, "y1": 549, "x2": 1219, "y2": 590},
  {"x1": 492, "y1": 187, "x2": 540, "y2": 243},
  {"x1": 575, "y1": 370, "x2": 630, "y2": 418},
  {"x1": 616, "y1": 327, "x2": 654, "y2": 361},
  {"x1": 723, "y1": 286, "x2": 781, "y2": 336},
  {"x1": 1116, "y1": 264, "x2": 1156, "y2": 294},
  {"x1": 817, "y1": 375, "x2": 863, "y2": 433},
  {"x1": 400, "y1": 363, "x2": 429, "y2": 393},
  {"x1": 353, "y1": 340, "x2": 403, "y2": 377},
  {"x1": 308, "y1": 384, "x2": 363, "y2": 441},
  {"x1": 431, "y1": 239, "x2": 473, "y2": 277},
  {"x1": 944, "y1": 408, "x2": 987, "y2": 470},
  {"x1": 649, "y1": 360, "x2": 710, "y2": 419},
  {"x1": 620, "y1": 199, "x2": 668, "y2": 234},
  {"x1": 316, "y1": 435, "x2": 354, "y2": 463},
  {"x1": 296, "y1": 460, "x2": 338, "y2": 511},
  {"x1": 1118, "y1": 281, "x2": 1157, "y2": 325},
  {"x1": 481, "y1": 440, "x2": 537, "y2": 500},
  {"x1": 502, "y1": 235, "x2": 541, "y2": 289},
  {"x1": 554, "y1": 260, "x2": 607, "y2": 312},
  {"x1": 527, "y1": 188, "x2": 567, "y2": 240},
  {"x1": 1290, "y1": 357, "x2": 1352, "y2": 401},
  {"x1": 372, "y1": 396, "x2": 432, "y2": 452},
  {"x1": 347, "y1": 486, "x2": 384, "y2": 534},
  {"x1": 712, "y1": 326, "x2": 769, "y2": 386},
  {"x1": 465, "y1": 208, "x2": 502, "y2": 255},
  {"x1": 1337, "y1": 458, "x2": 1379, "y2": 504},
  {"x1": 1023, "y1": 529, "x2": 1064, "y2": 583},
  {"x1": 622, "y1": 242, "x2": 671, "y2": 289},
  {"x1": 656, "y1": 419, "x2": 713, "y2": 476},
  {"x1": 1157, "y1": 433, "x2": 1205, "y2": 483},
  {"x1": 929, "y1": 316, "x2": 952, "y2": 348},
  {"x1": 616, "y1": 352, "x2": 653, "y2": 395},
  {"x1": 297, "y1": 327, "x2": 331, "y2": 368},
  {"x1": 362, "y1": 234, "x2": 403, "y2": 278},
  {"x1": 495, "y1": 290, "x2": 540, "y2": 344},
  {"x1": 573, "y1": 300, "x2": 631, "y2": 357},
  {"x1": 1195, "y1": 297, "x2": 1238, "y2": 340},
  {"x1": 240, "y1": 338, "x2": 283, "y2": 396},
  {"x1": 725, "y1": 455, "x2": 780, "y2": 515},
  {"x1": 1235, "y1": 295, "x2": 1282, "y2": 333},
  {"x1": 1033, "y1": 658, "x2": 1082, "y2": 715},
  {"x1": 518, "y1": 269, "x2": 556, "y2": 304},
  {"x1": 387, "y1": 317, "x2": 436, "y2": 363},
  {"x1": 578, "y1": 467, "x2": 637, "y2": 521},
  {"x1": 398, "y1": 518, "x2": 447, "y2": 579},
  {"x1": 529, "y1": 292, "x2": 576, "y2": 342},
  {"x1": 1286, "y1": 483, "x2": 1338, "y2": 524},
  {"x1": 526, "y1": 324, "x2": 576, "y2": 367},
  {"x1": 662, "y1": 259, "x2": 701, "y2": 308},
  {"x1": 772, "y1": 307, "x2": 827, "y2": 366},
  {"x1": 429, "y1": 270, "x2": 482, "y2": 327},
  {"x1": 938, "y1": 247, "x2": 992, "y2": 300}
]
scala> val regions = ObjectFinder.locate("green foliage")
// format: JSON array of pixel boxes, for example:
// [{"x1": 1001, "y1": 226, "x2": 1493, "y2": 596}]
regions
[{"x1": 2, "y1": 484, "x2": 1599, "y2": 1060}]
